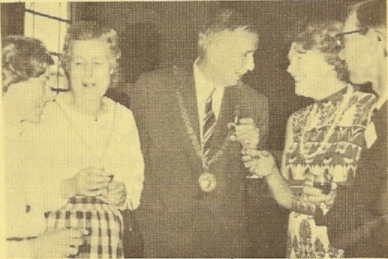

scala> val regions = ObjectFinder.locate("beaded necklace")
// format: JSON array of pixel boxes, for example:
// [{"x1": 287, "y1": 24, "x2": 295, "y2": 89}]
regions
[{"x1": 299, "y1": 85, "x2": 354, "y2": 160}]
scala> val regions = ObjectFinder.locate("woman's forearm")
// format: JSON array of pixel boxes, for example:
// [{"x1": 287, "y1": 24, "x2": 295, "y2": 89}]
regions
[
  {"x1": 265, "y1": 167, "x2": 316, "y2": 215},
  {"x1": 265, "y1": 166, "x2": 293, "y2": 210}
]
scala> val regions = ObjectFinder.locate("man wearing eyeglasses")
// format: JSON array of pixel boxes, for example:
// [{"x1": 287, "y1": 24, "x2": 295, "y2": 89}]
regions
[{"x1": 307, "y1": 0, "x2": 387, "y2": 257}]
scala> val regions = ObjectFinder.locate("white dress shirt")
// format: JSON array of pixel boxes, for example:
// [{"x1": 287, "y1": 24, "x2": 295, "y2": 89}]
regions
[{"x1": 193, "y1": 60, "x2": 225, "y2": 144}]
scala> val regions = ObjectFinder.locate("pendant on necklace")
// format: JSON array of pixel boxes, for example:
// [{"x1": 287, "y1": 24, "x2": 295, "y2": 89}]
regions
[{"x1": 199, "y1": 172, "x2": 217, "y2": 192}]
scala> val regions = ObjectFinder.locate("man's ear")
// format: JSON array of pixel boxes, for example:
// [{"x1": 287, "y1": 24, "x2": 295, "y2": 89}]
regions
[
  {"x1": 375, "y1": 30, "x2": 387, "y2": 57},
  {"x1": 198, "y1": 33, "x2": 210, "y2": 52},
  {"x1": 368, "y1": 29, "x2": 387, "y2": 57}
]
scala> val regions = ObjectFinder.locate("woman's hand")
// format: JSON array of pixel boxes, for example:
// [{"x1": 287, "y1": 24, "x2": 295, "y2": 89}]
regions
[
  {"x1": 30, "y1": 228, "x2": 88, "y2": 258},
  {"x1": 61, "y1": 167, "x2": 111, "y2": 198},
  {"x1": 241, "y1": 149, "x2": 276, "y2": 177},
  {"x1": 98, "y1": 180, "x2": 127, "y2": 206}
]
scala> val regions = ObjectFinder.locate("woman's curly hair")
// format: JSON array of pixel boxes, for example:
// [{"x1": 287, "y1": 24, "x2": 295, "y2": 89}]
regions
[
  {"x1": 60, "y1": 20, "x2": 122, "y2": 88},
  {"x1": 2, "y1": 35, "x2": 53, "y2": 93},
  {"x1": 290, "y1": 19, "x2": 347, "y2": 82}
]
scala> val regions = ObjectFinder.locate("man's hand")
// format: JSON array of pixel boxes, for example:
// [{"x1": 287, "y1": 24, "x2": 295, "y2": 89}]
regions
[
  {"x1": 241, "y1": 149, "x2": 276, "y2": 177},
  {"x1": 30, "y1": 228, "x2": 88, "y2": 258},
  {"x1": 234, "y1": 118, "x2": 260, "y2": 149},
  {"x1": 98, "y1": 180, "x2": 127, "y2": 206},
  {"x1": 303, "y1": 173, "x2": 338, "y2": 207}
]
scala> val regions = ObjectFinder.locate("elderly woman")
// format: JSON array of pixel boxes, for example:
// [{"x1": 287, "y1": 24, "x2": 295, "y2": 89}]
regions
[
  {"x1": 240, "y1": 20, "x2": 377, "y2": 258},
  {"x1": 26, "y1": 21, "x2": 144, "y2": 258},
  {"x1": 3, "y1": 35, "x2": 88, "y2": 258}
]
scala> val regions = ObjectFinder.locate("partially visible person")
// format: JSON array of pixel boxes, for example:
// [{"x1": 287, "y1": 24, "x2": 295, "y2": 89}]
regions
[
  {"x1": 317, "y1": 0, "x2": 387, "y2": 257},
  {"x1": 25, "y1": 21, "x2": 144, "y2": 258},
  {"x1": 3, "y1": 35, "x2": 88, "y2": 258},
  {"x1": 241, "y1": 19, "x2": 377, "y2": 258},
  {"x1": 130, "y1": 8, "x2": 284, "y2": 258},
  {"x1": 45, "y1": 64, "x2": 69, "y2": 100}
]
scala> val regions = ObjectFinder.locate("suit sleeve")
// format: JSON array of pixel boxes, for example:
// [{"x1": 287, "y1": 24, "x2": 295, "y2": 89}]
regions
[
  {"x1": 129, "y1": 73, "x2": 153, "y2": 170},
  {"x1": 325, "y1": 102, "x2": 387, "y2": 251},
  {"x1": 239, "y1": 88, "x2": 268, "y2": 149},
  {"x1": 257, "y1": 96, "x2": 269, "y2": 149}
]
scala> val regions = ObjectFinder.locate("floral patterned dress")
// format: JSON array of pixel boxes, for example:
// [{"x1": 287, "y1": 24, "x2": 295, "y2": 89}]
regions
[{"x1": 281, "y1": 86, "x2": 376, "y2": 258}]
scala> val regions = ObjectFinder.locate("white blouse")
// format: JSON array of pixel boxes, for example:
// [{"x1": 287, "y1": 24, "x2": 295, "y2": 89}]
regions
[
  {"x1": 25, "y1": 94, "x2": 144, "y2": 213},
  {"x1": 4, "y1": 123, "x2": 47, "y2": 257}
]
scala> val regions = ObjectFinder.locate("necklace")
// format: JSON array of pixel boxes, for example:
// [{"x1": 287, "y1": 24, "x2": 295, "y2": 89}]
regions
[
  {"x1": 55, "y1": 100, "x2": 117, "y2": 163},
  {"x1": 299, "y1": 85, "x2": 354, "y2": 160},
  {"x1": 176, "y1": 87, "x2": 237, "y2": 192}
]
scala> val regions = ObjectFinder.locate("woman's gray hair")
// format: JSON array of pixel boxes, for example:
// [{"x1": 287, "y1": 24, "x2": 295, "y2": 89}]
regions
[
  {"x1": 2, "y1": 35, "x2": 53, "y2": 93},
  {"x1": 60, "y1": 21, "x2": 122, "y2": 87}
]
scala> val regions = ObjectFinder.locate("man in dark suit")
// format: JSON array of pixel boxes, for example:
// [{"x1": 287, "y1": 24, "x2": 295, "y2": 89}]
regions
[
  {"x1": 129, "y1": 8, "x2": 284, "y2": 258},
  {"x1": 304, "y1": 0, "x2": 387, "y2": 257}
]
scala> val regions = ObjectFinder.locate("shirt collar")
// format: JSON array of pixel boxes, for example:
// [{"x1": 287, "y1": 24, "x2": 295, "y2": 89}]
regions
[
  {"x1": 374, "y1": 92, "x2": 387, "y2": 111},
  {"x1": 193, "y1": 59, "x2": 216, "y2": 100}
]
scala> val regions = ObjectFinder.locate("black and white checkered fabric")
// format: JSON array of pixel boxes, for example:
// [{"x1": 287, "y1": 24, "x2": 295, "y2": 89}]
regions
[{"x1": 45, "y1": 196, "x2": 124, "y2": 258}]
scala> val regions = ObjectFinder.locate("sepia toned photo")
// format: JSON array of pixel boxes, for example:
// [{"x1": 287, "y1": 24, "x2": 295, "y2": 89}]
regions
[{"x1": 1, "y1": 1, "x2": 387, "y2": 258}]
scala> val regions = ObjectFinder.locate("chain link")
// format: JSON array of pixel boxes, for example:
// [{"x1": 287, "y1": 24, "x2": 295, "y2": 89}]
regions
[{"x1": 176, "y1": 88, "x2": 234, "y2": 171}]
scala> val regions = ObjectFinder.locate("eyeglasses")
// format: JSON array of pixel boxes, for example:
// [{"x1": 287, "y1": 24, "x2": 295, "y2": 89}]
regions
[{"x1": 335, "y1": 28, "x2": 369, "y2": 47}]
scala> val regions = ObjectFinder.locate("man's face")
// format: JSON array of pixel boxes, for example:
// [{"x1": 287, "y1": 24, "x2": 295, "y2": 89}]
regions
[
  {"x1": 339, "y1": 12, "x2": 375, "y2": 85},
  {"x1": 69, "y1": 40, "x2": 112, "y2": 101},
  {"x1": 201, "y1": 28, "x2": 258, "y2": 87}
]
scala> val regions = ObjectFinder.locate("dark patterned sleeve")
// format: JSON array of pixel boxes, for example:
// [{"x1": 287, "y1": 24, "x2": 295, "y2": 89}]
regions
[{"x1": 325, "y1": 94, "x2": 384, "y2": 252}]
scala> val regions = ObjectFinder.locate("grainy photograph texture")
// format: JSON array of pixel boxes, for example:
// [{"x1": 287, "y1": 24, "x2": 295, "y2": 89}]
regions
[{"x1": 1, "y1": 0, "x2": 387, "y2": 258}]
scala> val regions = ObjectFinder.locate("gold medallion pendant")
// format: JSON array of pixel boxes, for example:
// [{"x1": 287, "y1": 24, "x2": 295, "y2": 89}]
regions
[{"x1": 198, "y1": 172, "x2": 217, "y2": 192}]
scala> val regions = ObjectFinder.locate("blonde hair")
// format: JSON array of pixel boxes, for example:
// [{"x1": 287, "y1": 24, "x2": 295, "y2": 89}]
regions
[{"x1": 292, "y1": 20, "x2": 347, "y2": 82}]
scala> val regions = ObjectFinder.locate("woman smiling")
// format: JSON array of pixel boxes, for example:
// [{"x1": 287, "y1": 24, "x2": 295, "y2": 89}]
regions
[
  {"x1": 242, "y1": 20, "x2": 377, "y2": 258},
  {"x1": 26, "y1": 21, "x2": 144, "y2": 258}
]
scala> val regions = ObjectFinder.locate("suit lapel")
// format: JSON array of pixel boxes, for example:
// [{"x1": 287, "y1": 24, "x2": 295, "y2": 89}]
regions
[
  {"x1": 174, "y1": 68, "x2": 203, "y2": 172},
  {"x1": 176, "y1": 68, "x2": 201, "y2": 145}
]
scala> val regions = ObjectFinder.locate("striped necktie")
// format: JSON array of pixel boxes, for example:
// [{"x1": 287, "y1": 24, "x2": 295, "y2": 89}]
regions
[{"x1": 202, "y1": 88, "x2": 217, "y2": 157}]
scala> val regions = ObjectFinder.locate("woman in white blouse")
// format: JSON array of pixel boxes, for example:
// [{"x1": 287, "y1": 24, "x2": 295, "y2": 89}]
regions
[
  {"x1": 27, "y1": 21, "x2": 144, "y2": 258},
  {"x1": 3, "y1": 35, "x2": 88, "y2": 258}
]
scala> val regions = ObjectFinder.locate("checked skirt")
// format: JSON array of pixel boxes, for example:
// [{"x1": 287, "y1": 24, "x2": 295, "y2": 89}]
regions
[{"x1": 45, "y1": 196, "x2": 124, "y2": 258}]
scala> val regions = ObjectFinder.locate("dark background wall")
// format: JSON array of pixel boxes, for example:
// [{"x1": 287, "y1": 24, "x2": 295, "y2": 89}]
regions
[
  {"x1": 1, "y1": 3, "x2": 24, "y2": 38},
  {"x1": 2, "y1": 1, "x2": 362, "y2": 150}
]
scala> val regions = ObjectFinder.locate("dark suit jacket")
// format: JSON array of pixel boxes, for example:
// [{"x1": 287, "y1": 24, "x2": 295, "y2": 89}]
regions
[
  {"x1": 327, "y1": 102, "x2": 387, "y2": 258},
  {"x1": 129, "y1": 66, "x2": 283, "y2": 257}
]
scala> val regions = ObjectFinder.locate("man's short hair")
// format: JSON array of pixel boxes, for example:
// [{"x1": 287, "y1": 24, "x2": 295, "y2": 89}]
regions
[
  {"x1": 197, "y1": 8, "x2": 257, "y2": 57},
  {"x1": 356, "y1": 0, "x2": 386, "y2": 29},
  {"x1": 200, "y1": 8, "x2": 257, "y2": 36},
  {"x1": 353, "y1": 0, "x2": 386, "y2": 39}
]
